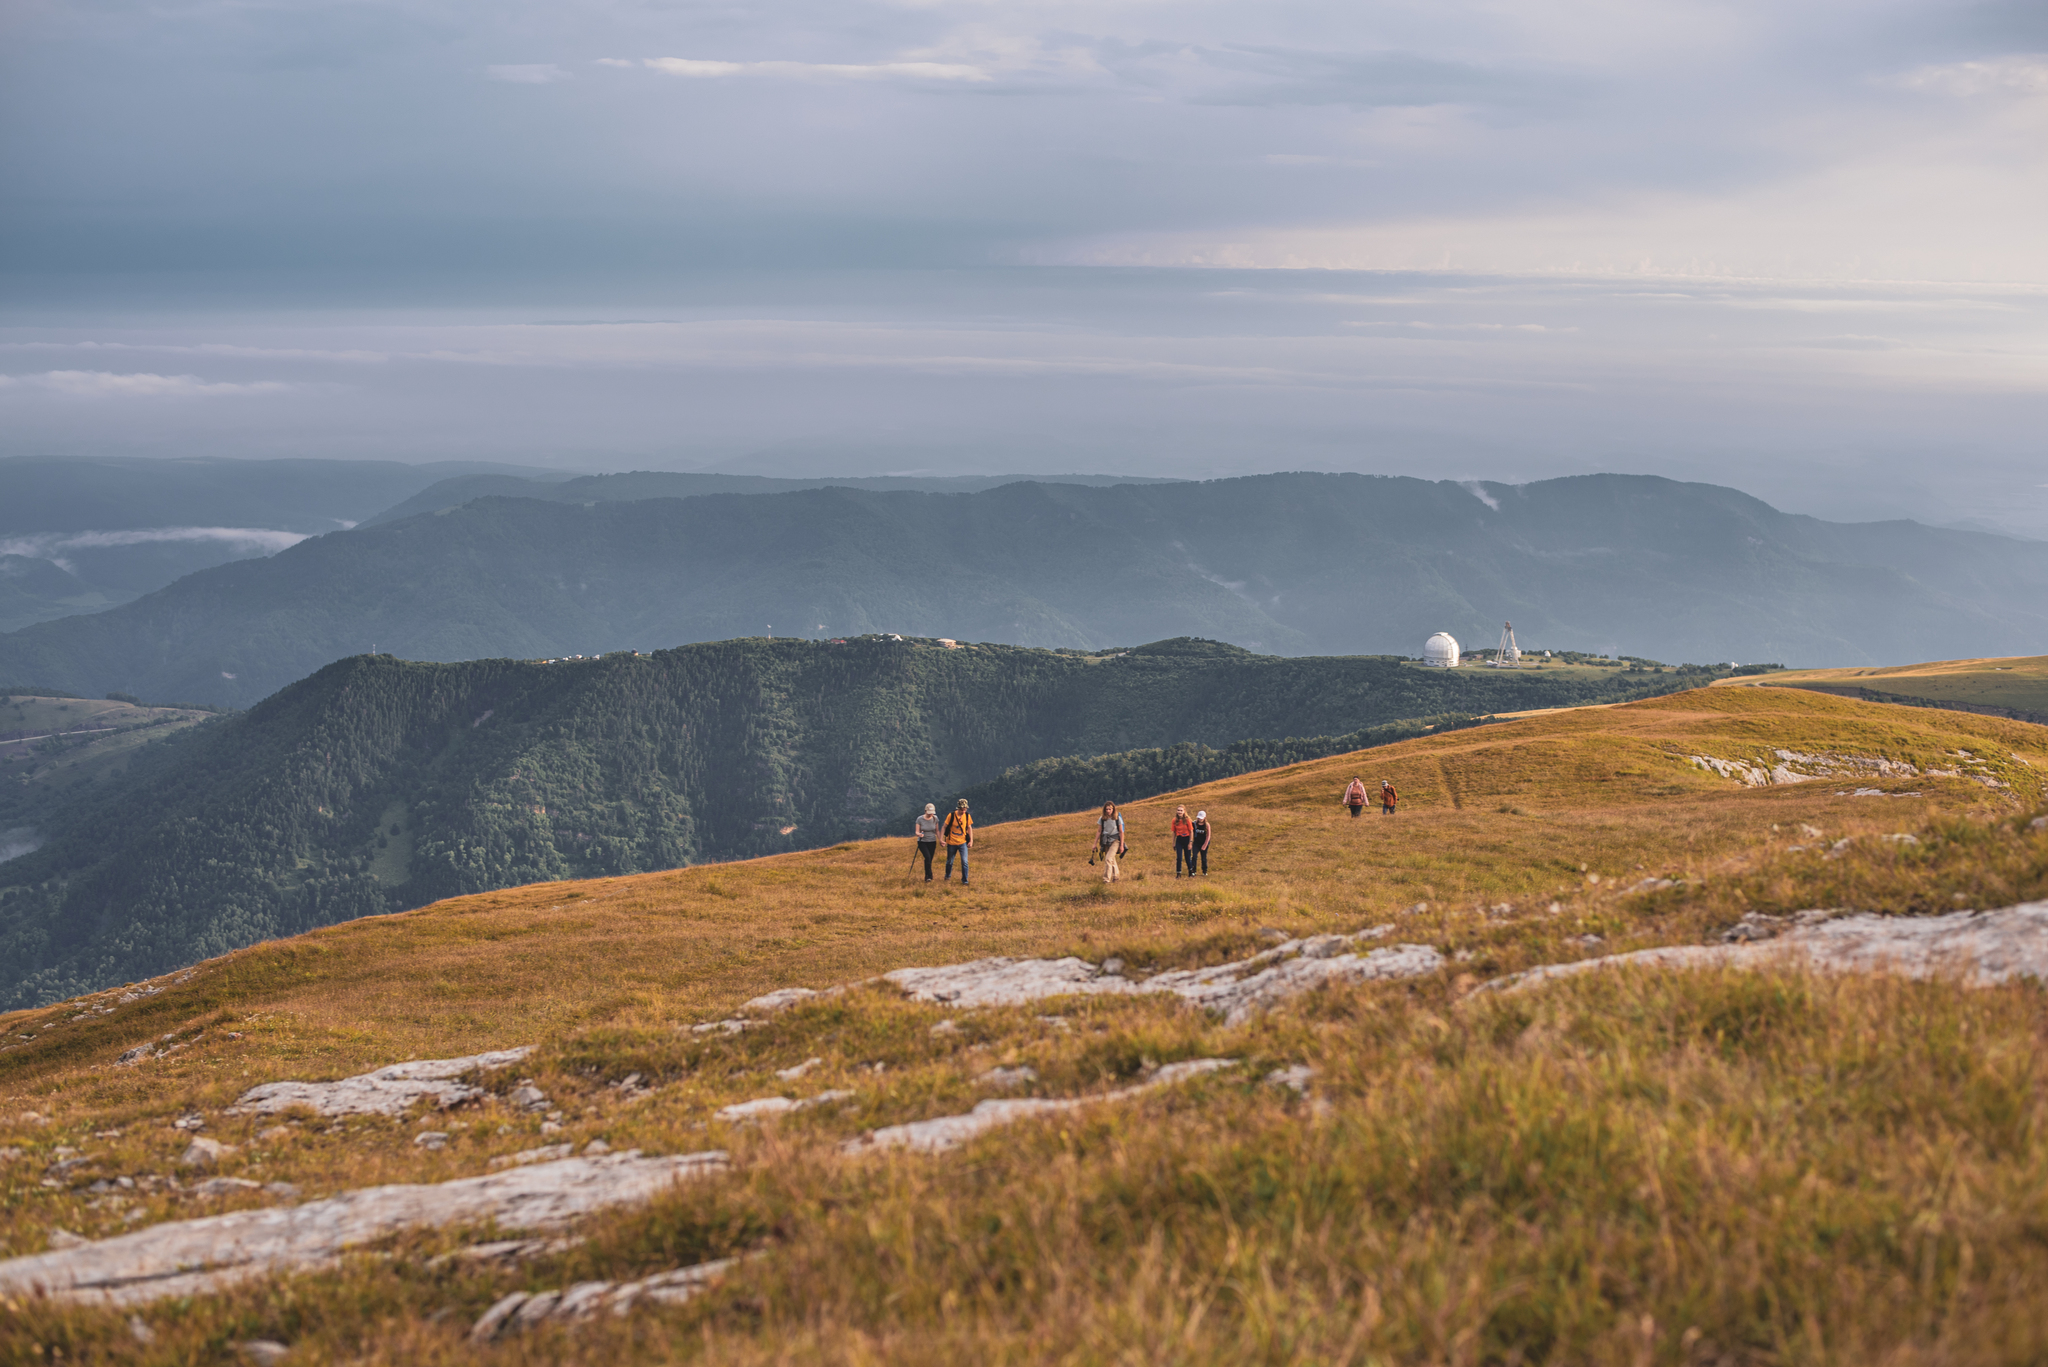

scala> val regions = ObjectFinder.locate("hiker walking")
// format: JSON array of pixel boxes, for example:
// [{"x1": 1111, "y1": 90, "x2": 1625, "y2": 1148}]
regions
[
  {"x1": 1189, "y1": 809, "x2": 1212, "y2": 874},
  {"x1": 1094, "y1": 801, "x2": 1126, "y2": 883},
  {"x1": 1172, "y1": 805, "x2": 1194, "y2": 876},
  {"x1": 913, "y1": 802, "x2": 941, "y2": 882},
  {"x1": 1380, "y1": 779, "x2": 1397, "y2": 815},
  {"x1": 1343, "y1": 777, "x2": 1368, "y2": 818},
  {"x1": 941, "y1": 799, "x2": 974, "y2": 884}
]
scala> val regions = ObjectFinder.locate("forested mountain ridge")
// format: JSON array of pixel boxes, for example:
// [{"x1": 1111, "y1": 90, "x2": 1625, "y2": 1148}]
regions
[
  {"x1": 0, "y1": 455, "x2": 561, "y2": 633},
  {"x1": 359, "y1": 469, "x2": 1183, "y2": 526},
  {"x1": 2, "y1": 472, "x2": 2043, "y2": 706},
  {"x1": 0, "y1": 636, "x2": 1716, "y2": 1007}
]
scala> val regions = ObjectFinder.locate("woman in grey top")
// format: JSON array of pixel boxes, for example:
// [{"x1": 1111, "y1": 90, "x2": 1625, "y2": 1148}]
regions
[
  {"x1": 914, "y1": 803, "x2": 941, "y2": 882},
  {"x1": 1095, "y1": 802, "x2": 1126, "y2": 883}
]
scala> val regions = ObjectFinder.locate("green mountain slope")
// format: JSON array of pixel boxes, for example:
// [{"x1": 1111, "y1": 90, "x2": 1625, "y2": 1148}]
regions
[
  {"x1": 0, "y1": 636, "x2": 1708, "y2": 1007},
  {"x1": 2, "y1": 471, "x2": 2043, "y2": 708}
]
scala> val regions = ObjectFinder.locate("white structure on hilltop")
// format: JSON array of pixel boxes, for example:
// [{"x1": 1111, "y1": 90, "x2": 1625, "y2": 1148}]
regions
[
  {"x1": 1488, "y1": 621, "x2": 1521, "y2": 668},
  {"x1": 1421, "y1": 632, "x2": 1461, "y2": 667}
]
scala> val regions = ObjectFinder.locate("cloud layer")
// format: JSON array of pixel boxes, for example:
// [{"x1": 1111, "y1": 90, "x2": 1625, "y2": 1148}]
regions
[{"x1": 1, "y1": 0, "x2": 2044, "y2": 540}]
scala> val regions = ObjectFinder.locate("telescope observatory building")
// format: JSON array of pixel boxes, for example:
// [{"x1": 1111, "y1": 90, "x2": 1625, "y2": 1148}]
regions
[{"x1": 1421, "y1": 632, "x2": 1461, "y2": 668}]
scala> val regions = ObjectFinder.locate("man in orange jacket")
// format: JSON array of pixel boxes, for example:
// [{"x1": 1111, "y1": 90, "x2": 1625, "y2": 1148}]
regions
[{"x1": 941, "y1": 799, "x2": 974, "y2": 884}]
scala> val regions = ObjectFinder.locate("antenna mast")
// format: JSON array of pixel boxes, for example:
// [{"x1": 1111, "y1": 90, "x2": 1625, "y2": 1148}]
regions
[{"x1": 1492, "y1": 621, "x2": 1521, "y2": 668}]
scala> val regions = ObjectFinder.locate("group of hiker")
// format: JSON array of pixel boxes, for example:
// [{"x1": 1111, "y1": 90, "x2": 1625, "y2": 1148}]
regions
[
  {"x1": 1343, "y1": 776, "x2": 1397, "y2": 817},
  {"x1": 909, "y1": 773, "x2": 1396, "y2": 885},
  {"x1": 913, "y1": 800, "x2": 975, "y2": 884},
  {"x1": 1092, "y1": 802, "x2": 1212, "y2": 883}
]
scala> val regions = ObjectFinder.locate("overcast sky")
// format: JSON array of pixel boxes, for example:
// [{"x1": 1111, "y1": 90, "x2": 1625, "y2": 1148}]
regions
[{"x1": 3, "y1": 0, "x2": 2045, "y2": 533}]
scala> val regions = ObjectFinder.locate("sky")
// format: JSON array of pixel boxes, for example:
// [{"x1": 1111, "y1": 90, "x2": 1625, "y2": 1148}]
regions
[{"x1": 3, "y1": 0, "x2": 2045, "y2": 534}]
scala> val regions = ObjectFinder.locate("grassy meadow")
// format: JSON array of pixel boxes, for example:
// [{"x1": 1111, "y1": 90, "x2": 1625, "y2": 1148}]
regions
[
  {"x1": 5, "y1": 686, "x2": 2048, "y2": 1364},
  {"x1": 1721, "y1": 654, "x2": 2048, "y2": 719}
]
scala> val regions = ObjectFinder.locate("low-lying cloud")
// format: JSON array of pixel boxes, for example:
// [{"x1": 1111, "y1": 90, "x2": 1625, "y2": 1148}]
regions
[
  {"x1": 0, "y1": 371, "x2": 294, "y2": 398},
  {"x1": 0, "y1": 528, "x2": 311, "y2": 563}
]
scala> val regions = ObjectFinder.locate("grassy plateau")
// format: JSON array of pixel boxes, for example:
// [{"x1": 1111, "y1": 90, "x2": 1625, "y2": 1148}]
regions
[
  {"x1": 5, "y1": 686, "x2": 2048, "y2": 1365},
  {"x1": 1719, "y1": 654, "x2": 2048, "y2": 721}
]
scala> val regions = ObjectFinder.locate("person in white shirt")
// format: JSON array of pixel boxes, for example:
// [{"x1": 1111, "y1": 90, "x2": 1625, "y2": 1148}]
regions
[{"x1": 913, "y1": 803, "x2": 941, "y2": 881}]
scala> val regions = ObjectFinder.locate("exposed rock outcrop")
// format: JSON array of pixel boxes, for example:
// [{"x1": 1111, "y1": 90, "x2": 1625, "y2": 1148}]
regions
[
  {"x1": 714, "y1": 1090, "x2": 853, "y2": 1122},
  {"x1": 741, "y1": 928, "x2": 1442, "y2": 1027},
  {"x1": 0, "y1": 1151, "x2": 726, "y2": 1306},
  {"x1": 1484, "y1": 902, "x2": 2048, "y2": 994},
  {"x1": 844, "y1": 1058, "x2": 1236, "y2": 1155},
  {"x1": 228, "y1": 1048, "x2": 534, "y2": 1118},
  {"x1": 470, "y1": 1258, "x2": 737, "y2": 1341}
]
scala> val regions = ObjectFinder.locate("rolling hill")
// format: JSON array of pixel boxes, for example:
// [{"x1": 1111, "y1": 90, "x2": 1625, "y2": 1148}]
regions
[
  {"x1": 0, "y1": 636, "x2": 1703, "y2": 1009},
  {"x1": 2, "y1": 471, "x2": 2043, "y2": 707},
  {"x1": 4, "y1": 685, "x2": 2046, "y2": 1362},
  {"x1": 1721, "y1": 653, "x2": 2048, "y2": 723}
]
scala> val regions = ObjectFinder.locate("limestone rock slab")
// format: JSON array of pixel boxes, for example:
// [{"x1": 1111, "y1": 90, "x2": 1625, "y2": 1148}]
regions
[
  {"x1": 875, "y1": 929, "x2": 1441, "y2": 1025},
  {"x1": 470, "y1": 1257, "x2": 737, "y2": 1340},
  {"x1": 845, "y1": 1058, "x2": 1235, "y2": 1155},
  {"x1": 1485, "y1": 902, "x2": 2048, "y2": 994},
  {"x1": 228, "y1": 1048, "x2": 534, "y2": 1118},
  {"x1": 0, "y1": 1150, "x2": 727, "y2": 1307}
]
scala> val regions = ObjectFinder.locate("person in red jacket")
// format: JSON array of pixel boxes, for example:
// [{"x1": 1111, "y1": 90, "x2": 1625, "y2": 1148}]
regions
[
  {"x1": 1343, "y1": 777, "x2": 1368, "y2": 818},
  {"x1": 1380, "y1": 779, "x2": 1397, "y2": 815},
  {"x1": 1172, "y1": 805, "x2": 1194, "y2": 876}
]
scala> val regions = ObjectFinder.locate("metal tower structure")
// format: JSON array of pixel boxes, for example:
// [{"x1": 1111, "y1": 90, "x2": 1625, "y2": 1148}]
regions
[{"x1": 1489, "y1": 621, "x2": 1521, "y2": 668}]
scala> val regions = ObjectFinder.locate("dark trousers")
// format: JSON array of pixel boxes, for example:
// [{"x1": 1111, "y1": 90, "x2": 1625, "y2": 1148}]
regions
[
  {"x1": 1175, "y1": 835, "x2": 1192, "y2": 873},
  {"x1": 1190, "y1": 845, "x2": 1208, "y2": 873},
  {"x1": 918, "y1": 841, "x2": 937, "y2": 880},
  {"x1": 1348, "y1": 803, "x2": 1363, "y2": 818},
  {"x1": 945, "y1": 844, "x2": 969, "y2": 881},
  {"x1": 1382, "y1": 802, "x2": 1395, "y2": 815}
]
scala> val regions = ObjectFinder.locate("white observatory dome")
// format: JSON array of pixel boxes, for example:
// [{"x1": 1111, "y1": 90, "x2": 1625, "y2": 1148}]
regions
[{"x1": 1422, "y1": 632, "x2": 1461, "y2": 668}]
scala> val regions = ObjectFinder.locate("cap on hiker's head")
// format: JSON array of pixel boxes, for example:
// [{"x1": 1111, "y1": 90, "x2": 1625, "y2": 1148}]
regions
[
  {"x1": 1196, "y1": 810, "x2": 1206, "y2": 819},
  {"x1": 957, "y1": 799, "x2": 969, "y2": 809},
  {"x1": 924, "y1": 803, "x2": 936, "y2": 814}
]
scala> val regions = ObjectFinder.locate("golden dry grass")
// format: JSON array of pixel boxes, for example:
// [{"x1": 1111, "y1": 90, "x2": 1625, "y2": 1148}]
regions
[
  {"x1": 5, "y1": 686, "x2": 2048, "y2": 1364},
  {"x1": 1717, "y1": 654, "x2": 2048, "y2": 715}
]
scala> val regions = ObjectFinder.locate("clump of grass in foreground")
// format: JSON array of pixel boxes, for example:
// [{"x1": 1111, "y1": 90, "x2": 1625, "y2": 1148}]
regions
[
  {"x1": 1639, "y1": 805, "x2": 2048, "y2": 929},
  {"x1": 14, "y1": 968, "x2": 2048, "y2": 1366}
]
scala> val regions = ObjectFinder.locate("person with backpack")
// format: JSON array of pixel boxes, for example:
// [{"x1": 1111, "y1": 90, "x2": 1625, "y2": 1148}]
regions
[
  {"x1": 1093, "y1": 801, "x2": 1126, "y2": 883},
  {"x1": 1343, "y1": 777, "x2": 1368, "y2": 818},
  {"x1": 1172, "y1": 805, "x2": 1194, "y2": 876},
  {"x1": 1380, "y1": 779, "x2": 1398, "y2": 815},
  {"x1": 941, "y1": 798, "x2": 974, "y2": 883},
  {"x1": 1189, "y1": 809, "x2": 1212, "y2": 874},
  {"x1": 913, "y1": 802, "x2": 941, "y2": 881}
]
